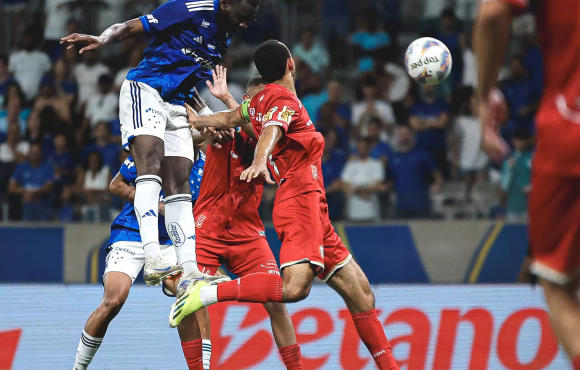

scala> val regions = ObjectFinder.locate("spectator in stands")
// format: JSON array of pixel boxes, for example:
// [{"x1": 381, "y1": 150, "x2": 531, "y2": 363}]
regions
[
  {"x1": 33, "y1": 76, "x2": 72, "y2": 124},
  {"x1": 352, "y1": 74, "x2": 396, "y2": 143},
  {"x1": 8, "y1": 30, "x2": 52, "y2": 103},
  {"x1": 54, "y1": 59, "x2": 78, "y2": 101},
  {"x1": 0, "y1": 85, "x2": 30, "y2": 134},
  {"x1": 0, "y1": 55, "x2": 15, "y2": 107},
  {"x1": 316, "y1": 81, "x2": 350, "y2": 128},
  {"x1": 341, "y1": 138, "x2": 386, "y2": 222},
  {"x1": 436, "y1": 9, "x2": 466, "y2": 89},
  {"x1": 26, "y1": 110, "x2": 56, "y2": 158},
  {"x1": 388, "y1": 127, "x2": 443, "y2": 219},
  {"x1": 8, "y1": 143, "x2": 54, "y2": 221},
  {"x1": 521, "y1": 33, "x2": 543, "y2": 90},
  {"x1": 316, "y1": 103, "x2": 349, "y2": 153},
  {"x1": 0, "y1": 124, "x2": 29, "y2": 164},
  {"x1": 366, "y1": 117, "x2": 393, "y2": 165},
  {"x1": 82, "y1": 121, "x2": 120, "y2": 171},
  {"x1": 73, "y1": 50, "x2": 111, "y2": 106},
  {"x1": 349, "y1": 10, "x2": 390, "y2": 73},
  {"x1": 453, "y1": 95, "x2": 488, "y2": 200},
  {"x1": 114, "y1": 47, "x2": 142, "y2": 92},
  {"x1": 409, "y1": 84, "x2": 451, "y2": 179},
  {"x1": 501, "y1": 56, "x2": 541, "y2": 140},
  {"x1": 43, "y1": 0, "x2": 73, "y2": 59},
  {"x1": 302, "y1": 74, "x2": 328, "y2": 121},
  {"x1": 500, "y1": 129, "x2": 532, "y2": 222},
  {"x1": 82, "y1": 74, "x2": 118, "y2": 133},
  {"x1": 48, "y1": 133, "x2": 76, "y2": 188},
  {"x1": 321, "y1": 130, "x2": 346, "y2": 220},
  {"x1": 292, "y1": 29, "x2": 329, "y2": 75},
  {"x1": 79, "y1": 150, "x2": 111, "y2": 205}
]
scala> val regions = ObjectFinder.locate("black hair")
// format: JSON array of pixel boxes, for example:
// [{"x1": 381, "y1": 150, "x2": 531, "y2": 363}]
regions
[
  {"x1": 0, "y1": 54, "x2": 7, "y2": 65},
  {"x1": 514, "y1": 128, "x2": 531, "y2": 140},
  {"x1": 361, "y1": 74, "x2": 377, "y2": 88},
  {"x1": 85, "y1": 150, "x2": 104, "y2": 171},
  {"x1": 358, "y1": 137, "x2": 373, "y2": 146},
  {"x1": 254, "y1": 40, "x2": 291, "y2": 83},
  {"x1": 3, "y1": 82, "x2": 25, "y2": 109},
  {"x1": 441, "y1": 8, "x2": 456, "y2": 19},
  {"x1": 246, "y1": 74, "x2": 264, "y2": 93},
  {"x1": 368, "y1": 117, "x2": 382, "y2": 126},
  {"x1": 96, "y1": 121, "x2": 111, "y2": 133},
  {"x1": 98, "y1": 74, "x2": 113, "y2": 85},
  {"x1": 234, "y1": 0, "x2": 259, "y2": 7}
]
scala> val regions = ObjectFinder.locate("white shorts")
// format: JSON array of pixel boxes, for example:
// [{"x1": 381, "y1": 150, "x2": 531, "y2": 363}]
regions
[
  {"x1": 119, "y1": 79, "x2": 194, "y2": 162},
  {"x1": 104, "y1": 241, "x2": 177, "y2": 284}
]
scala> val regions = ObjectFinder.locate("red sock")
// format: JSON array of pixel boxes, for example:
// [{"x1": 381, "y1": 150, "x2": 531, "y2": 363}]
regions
[
  {"x1": 217, "y1": 273, "x2": 283, "y2": 303},
  {"x1": 352, "y1": 309, "x2": 399, "y2": 370},
  {"x1": 573, "y1": 354, "x2": 580, "y2": 370},
  {"x1": 181, "y1": 338, "x2": 203, "y2": 370},
  {"x1": 279, "y1": 344, "x2": 303, "y2": 370}
]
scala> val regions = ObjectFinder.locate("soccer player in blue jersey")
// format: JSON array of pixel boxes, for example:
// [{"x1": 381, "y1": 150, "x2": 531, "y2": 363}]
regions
[{"x1": 61, "y1": 0, "x2": 259, "y2": 287}]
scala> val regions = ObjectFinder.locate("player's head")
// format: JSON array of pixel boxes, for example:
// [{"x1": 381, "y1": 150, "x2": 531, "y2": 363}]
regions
[
  {"x1": 218, "y1": 0, "x2": 259, "y2": 33},
  {"x1": 254, "y1": 40, "x2": 295, "y2": 84},
  {"x1": 244, "y1": 75, "x2": 264, "y2": 99}
]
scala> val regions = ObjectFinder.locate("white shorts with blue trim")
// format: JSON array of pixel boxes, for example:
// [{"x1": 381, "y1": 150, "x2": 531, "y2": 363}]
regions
[
  {"x1": 119, "y1": 79, "x2": 194, "y2": 162},
  {"x1": 104, "y1": 241, "x2": 177, "y2": 284}
]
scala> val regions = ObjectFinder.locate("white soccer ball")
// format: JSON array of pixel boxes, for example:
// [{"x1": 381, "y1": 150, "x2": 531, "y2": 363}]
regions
[{"x1": 405, "y1": 37, "x2": 452, "y2": 85}]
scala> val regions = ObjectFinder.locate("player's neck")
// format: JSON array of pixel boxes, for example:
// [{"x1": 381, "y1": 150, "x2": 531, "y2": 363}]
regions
[{"x1": 271, "y1": 75, "x2": 296, "y2": 95}]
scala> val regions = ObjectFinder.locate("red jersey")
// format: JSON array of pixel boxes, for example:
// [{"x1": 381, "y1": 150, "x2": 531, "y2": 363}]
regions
[
  {"x1": 193, "y1": 132, "x2": 266, "y2": 243},
  {"x1": 500, "y1": 0, "x2": 580, "y2": 176},
  {"x1": 241, "y1": 83, "x2": 325, "y2": 203}
]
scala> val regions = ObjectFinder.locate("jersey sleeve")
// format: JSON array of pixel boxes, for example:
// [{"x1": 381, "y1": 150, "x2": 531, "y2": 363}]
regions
[
  {"x1": 239, "y1": 99, "x2": 252, "y2": 122},
  {"x1": 262, "y1": 97, "x2": 299, "y2": 135},
  {"x1": 140, "y1": 0, "x2": 210, "y2": 36},
  {"x1": 119, "y1": 157, "x2": 137, "y2": 183}
]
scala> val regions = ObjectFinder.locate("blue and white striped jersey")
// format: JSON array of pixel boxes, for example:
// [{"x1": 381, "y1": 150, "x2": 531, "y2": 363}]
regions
[
  {"x1": 126, "y1": 0, "x2": 232, "y2": 105},
  {"x1": 109, "y1": 152, "x2": 206, "y2": 245}
]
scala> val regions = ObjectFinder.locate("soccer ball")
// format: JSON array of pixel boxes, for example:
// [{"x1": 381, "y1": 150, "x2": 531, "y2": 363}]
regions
[{"x1": 405, "y1": 37, "x2": 452, "y2": 85}]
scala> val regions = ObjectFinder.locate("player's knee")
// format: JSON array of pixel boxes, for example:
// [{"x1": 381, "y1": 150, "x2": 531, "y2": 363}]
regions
[
  {"x1": 100, "y1": 295, "x2": 126, "y2": 318},
  {"x1": 283, "y1": 281, "x2": 312, "y2": 303}
]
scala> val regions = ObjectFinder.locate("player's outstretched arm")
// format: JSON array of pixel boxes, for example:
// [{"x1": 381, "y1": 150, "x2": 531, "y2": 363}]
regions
[
  {"x1": 207, "y1": 66, "x2": 239, "y2": 110},
  {"x1": 240, "y1": 126, "x2": 281, "y2": 184},
  {"x1": 60, "y1": 18, "x2": 144, "y2": 54},
  {"x1": 473, "y1": 1, "x2": 514, "y2": 162}
]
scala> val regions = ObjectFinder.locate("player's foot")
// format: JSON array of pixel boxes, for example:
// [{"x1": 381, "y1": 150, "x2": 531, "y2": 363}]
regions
[
  {"x1": 143, "y1": 256, "x2": 183, "y2": 287},
  {"x1": 176, "y1": 272, "x2": 231, "y2": 298}
]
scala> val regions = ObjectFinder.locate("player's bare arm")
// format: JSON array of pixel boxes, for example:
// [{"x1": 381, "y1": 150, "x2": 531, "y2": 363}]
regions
[
  {"x1": 473, "y1": 1, "x2": 513, "y2": 161},
  {"x1": 109, "y1": 172, "x2": 165, "y2": 215},
  {"x1": 207, "y1": 65, "x2": 239, "y2": 109},
  {"x1": 60, "y1": 18, "x2": 144, "y2": 53},
  {"x1": 240, "y1": 125, "x2": 280, "y2": 184}
]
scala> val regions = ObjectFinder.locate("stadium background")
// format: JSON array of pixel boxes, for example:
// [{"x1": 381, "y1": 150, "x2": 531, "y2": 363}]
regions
[{"x1": 0, "y1": 0, "x2": 559, "y2": 369}]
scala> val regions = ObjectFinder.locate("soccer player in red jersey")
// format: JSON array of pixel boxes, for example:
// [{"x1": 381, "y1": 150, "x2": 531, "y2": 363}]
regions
[
  {"x1": 185, "y1": 72, "x2": 303, "y2": 370},
  {"x1": 475, "y1": 1, "x2": 580, "y2": 368},
  {"x1": 172, "y1": 40, "x2": 399, "y2": 370}
]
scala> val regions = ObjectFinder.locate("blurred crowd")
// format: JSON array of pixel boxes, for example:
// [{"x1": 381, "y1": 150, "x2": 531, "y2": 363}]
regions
[{"x1": 0, "y1": 0, "x2": 539, "y2": 223}]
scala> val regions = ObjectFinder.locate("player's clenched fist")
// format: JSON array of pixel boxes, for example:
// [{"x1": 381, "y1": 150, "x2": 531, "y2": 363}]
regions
[{"x1": 240, "y1": 161, "x2": 275, "y2": 184}]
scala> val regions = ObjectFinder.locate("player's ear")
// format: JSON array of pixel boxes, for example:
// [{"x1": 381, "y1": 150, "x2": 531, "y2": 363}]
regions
[
  {"x1": 288, "y1": 57, "x2": 295, "y2": 73},
  {"x1": 243, "y1": 94, "x2": 250, "y2": 100}
]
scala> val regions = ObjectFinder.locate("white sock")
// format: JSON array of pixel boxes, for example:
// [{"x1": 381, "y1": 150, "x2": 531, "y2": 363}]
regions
[
  {"x1": 73, "y1": 330, "x2": 102, "y2": 370},
  {"x1": 199, "y1": 285, "x2": 218, "y2": 306},
  {"x1": 198, "y1": 106, "x2": 213, "y2": 116},
  {"x1": 135, "y1": 175, "x2": 162, "y2": 259},
  {"x1": 165, "y1": 194, "x2": 198, "y2": 275},
  {"x1": 202, "y1": 339, "x2": 212, "y2": 370}
]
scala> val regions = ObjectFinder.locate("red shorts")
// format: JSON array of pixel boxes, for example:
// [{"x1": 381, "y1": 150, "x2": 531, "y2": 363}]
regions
[
  {"x1": 196, "y1": 237, "x2": 280, "y2": 277},
  {"x1": 529, "y1": 173, "x2": 580, "y2": 284},
  {"x1": 273, "y1": 191, "x2": 352, "y2": 282}
]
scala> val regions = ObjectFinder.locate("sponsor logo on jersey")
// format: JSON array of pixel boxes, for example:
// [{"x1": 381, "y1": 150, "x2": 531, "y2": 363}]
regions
[
  {"x1": 311, "y1": 164, "x2": 318, "y2": 179},
  {"x1": 249, "y1": 108, "x2": 255, "y2": 116},
  {"x1": 201, "y1": 19, "x2": 210, "y2": 28},
  {"x1": 230, "y1": 151, "x2": 239, "y2": 159},
  {"x1": 264, "y1": 106, "x2": 278, "y2": 122},
  {"x1": 180, "y1": 48, "x2": 214, "y2": 70},
  {"x1": 186, "y1": 1, "x2": 214, "y2": 12},
  {"x1": 306, "y1": 120, "x2": 312, "y2": 126},
  {"x1": 373, "y1": 349, "x2": 386, "y2": 358},
  {"x1": 193, "y1": 36, "x2": 203, "y2": 44},
  {"x1": 207, "y1": 44, "x2": 215, "y2": 50},
  {"x1": 196, "y1": 214, "x2": 206, "y2": 228},
  {"x1": 168, "y1": 222, "x2": 186, "y2": 247},
  {"x1": 277, "y1": 106, "x2": 295, "y2": 124},
  {"x1": 259, "y1": 231, "x2": 266, "y2": 236},
  {"x1": 145, "y1": 107, "x2": 164, "y2": 117},
  {"x1": 146, "y1": 14, "x2": 158, "y2": 24}
]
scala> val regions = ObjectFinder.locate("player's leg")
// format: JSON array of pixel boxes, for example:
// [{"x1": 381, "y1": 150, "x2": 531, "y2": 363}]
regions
[
  {"x1": 119, "y1": 80, "x2": 181, "y2": 286},
  {"x1": 263, "y1": 302, "x2": 302, "y2": 370},
  {"x1": 73, "y1": 242, "x2": 142, "y2": 370},
  {"x1": 529, "y1": 174, "x2": 580, "y2": 369},
  {"x1": 325, "y1": 261, "x2": 398, "y2": 370}
]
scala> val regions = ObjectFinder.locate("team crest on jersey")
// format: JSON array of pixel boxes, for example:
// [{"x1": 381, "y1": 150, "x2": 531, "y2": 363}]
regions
[
  {"x1": 196, "y1": 214, "x2": 206, "y2": 228},
  {"x1": 278, "y1": 106, "x2": 295, "y2": 124},
  {"x1": 264, "y1": 106, "x2": 278, "y2": 122},
  {"x1": 201, "y1": 19, "x2": 210, "y2": 28},
  {"x1": 249, "y1": 108, "x2": 255, "y2": 116},
  {"x1": 311, "y1": 164, "x2": 318, "y2": 179}
]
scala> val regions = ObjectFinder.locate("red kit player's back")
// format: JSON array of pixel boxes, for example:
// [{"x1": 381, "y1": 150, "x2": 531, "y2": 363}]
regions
[
  {"x1": 247, "y1": 84, "x2": 325, "y2": 203},
  {"x1": 506, "y1": 0, "x2": 580, "y2": 175}
]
